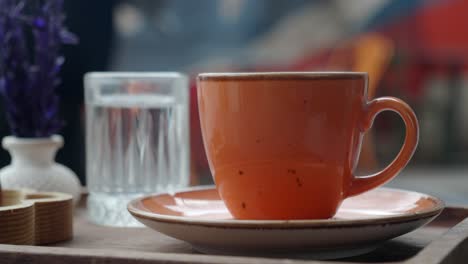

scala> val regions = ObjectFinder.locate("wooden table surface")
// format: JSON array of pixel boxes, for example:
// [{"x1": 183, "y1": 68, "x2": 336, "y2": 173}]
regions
[
  {"x1": 0, "y1": 205, "x2": 466, "y2": 263},
  {"x1": 0, "y1": 167, "x2": 467, "y2": 263}
]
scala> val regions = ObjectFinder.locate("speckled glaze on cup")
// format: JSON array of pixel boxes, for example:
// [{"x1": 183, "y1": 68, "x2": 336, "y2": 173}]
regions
[{"x1": 197, "y1": 72, "x2": 419, "y2": 220}]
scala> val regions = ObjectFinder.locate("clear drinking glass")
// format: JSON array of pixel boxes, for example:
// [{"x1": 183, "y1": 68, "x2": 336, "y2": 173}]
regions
[{"x1": 84, "y1": 72, "x2": 190, "y2": 227}]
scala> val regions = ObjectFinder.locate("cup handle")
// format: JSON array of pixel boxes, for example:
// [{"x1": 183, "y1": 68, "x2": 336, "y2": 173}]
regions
[{"x1": 347, "y1": 97, "x2": 419, "y2": 197}]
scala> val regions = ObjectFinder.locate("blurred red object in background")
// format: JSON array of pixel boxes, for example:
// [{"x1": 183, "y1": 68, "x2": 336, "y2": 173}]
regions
[{"x1": 189, "y1": 80, "x2": 208, "y2": 184}]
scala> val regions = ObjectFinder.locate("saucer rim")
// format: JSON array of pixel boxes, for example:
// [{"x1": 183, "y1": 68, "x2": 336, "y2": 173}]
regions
[{"x1": 127, "y1": 185, "x2": 444, "y2": 229}]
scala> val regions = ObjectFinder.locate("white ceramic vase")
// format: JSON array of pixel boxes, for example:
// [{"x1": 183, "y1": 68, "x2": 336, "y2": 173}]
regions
[{"x1": 0, "y1": 135, "x2": 81, "y2": 204}]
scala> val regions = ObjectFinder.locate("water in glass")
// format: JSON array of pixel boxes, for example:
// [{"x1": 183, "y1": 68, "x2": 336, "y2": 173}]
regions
[{"x1": 85, "y1": 74, "x2": 189, "y2": 227}]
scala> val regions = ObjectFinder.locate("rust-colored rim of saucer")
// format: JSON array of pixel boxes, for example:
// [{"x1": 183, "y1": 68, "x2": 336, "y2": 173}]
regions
[{"x1": 127, "y1": 186, "x2": 445, "y2": 229}]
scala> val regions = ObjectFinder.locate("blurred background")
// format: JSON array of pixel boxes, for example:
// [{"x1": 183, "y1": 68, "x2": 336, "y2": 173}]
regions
[{"x1": 2, "y1": 0, "x2": 468, "y2": 203}]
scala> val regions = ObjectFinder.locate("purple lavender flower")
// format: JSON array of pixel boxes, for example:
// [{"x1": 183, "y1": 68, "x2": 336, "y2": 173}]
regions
[{"x1": 0, "y1": 0, "x2": 77, "y2": 137}]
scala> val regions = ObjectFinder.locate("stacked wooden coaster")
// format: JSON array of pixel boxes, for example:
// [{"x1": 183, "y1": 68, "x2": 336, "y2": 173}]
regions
[{"x1": 0, "y1": 189, "x2": 73, "y2": 245}]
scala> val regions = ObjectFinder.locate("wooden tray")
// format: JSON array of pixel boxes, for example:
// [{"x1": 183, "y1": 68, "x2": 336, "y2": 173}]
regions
[
  {"x1": 0, "y1": 190, "x2": 73, "y2": 246},
  {"x1": 0, "y1": 202, "x2": 467, "y2": 264}
]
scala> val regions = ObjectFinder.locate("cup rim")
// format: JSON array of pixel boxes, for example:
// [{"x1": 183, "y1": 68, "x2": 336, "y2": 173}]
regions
[{"x1": 198, "y1": 71, "x2": 368, "y2": 81}]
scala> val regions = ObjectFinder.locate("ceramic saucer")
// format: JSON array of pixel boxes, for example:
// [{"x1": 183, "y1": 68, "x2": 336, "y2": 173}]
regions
[{"x1": 128, "y1": 186, "x2": 444, "y2": 259}]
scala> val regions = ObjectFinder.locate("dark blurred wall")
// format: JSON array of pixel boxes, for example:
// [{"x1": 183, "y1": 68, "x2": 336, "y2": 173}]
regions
[{"x1": 56, "y1": 0, "x2": 115, "y2": 184}]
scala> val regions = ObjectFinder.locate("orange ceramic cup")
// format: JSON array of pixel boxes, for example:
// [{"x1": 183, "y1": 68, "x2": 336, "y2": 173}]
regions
[{"x1": 197, "y1": 72, "x2": 419, "y2": 220}]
